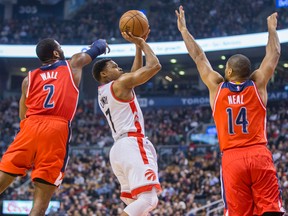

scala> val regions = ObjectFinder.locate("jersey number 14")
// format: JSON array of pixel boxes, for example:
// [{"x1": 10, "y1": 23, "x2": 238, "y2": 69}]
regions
[{"x1": 226, "y1": 107, "x2": 249, "y2": 134}]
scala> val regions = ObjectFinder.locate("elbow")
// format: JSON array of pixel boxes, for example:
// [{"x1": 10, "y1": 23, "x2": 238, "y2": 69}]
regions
[
  {"x1": 276, "y1": 47, "x2": 281, "y2": 57},
  {"x1": 147, "y1": 62, "x2": 162, "y2": 73}
]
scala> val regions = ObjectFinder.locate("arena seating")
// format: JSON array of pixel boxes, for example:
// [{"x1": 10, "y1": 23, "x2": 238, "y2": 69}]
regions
[
  {"x1": 0, "y1": 0, "x2": 287, "y2": 44},
  {"x1": 0, "y1": 98, "x2": 287, "y2": 215}
]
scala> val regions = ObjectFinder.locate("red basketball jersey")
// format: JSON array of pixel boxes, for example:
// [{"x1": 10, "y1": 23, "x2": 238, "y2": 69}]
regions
[
  {"x1": 213, "y1": 80, "x2": 267, "y2": 151},
  {"x1": 25, "y1": 60, "x2": 79, "y2": 121}
]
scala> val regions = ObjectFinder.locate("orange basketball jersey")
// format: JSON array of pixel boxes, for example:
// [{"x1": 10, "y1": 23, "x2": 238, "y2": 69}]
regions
[
  {"x1": 25, "y1": 60, "x2": 79, "y2": 121},
  {"x1": 213, "y1": 80, "x2": 267, "y2": 152}
]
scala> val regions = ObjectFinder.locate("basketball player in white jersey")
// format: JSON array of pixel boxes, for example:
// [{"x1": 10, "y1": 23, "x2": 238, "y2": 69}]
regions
[{"x1": 92, "y1": 31, "x2": 162, "y2": 216}]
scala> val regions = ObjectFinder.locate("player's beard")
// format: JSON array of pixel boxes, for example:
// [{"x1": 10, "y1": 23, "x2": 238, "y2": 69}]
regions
[{"x1": 59, "y1": 52, "x2": 65, "y2": 60}]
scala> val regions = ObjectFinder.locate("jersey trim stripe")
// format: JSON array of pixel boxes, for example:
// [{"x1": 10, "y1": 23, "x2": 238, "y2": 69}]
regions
[
  {"x1": 66, "y1": 60, "x2": 79, "y2": 93},
  {"x1": 120, "y1": 192, "x2": 135, "y2": 199},
  {"x1": 110, "y1": 81, "x2": 135, "y2": 103},
  {"x1": 137, "y1": 137, "x2": 149, "y2": 164},
  {"x1": 61, "y1": 121, "x2": 71, "y2": 172},
  {"x1": 66, "y1": 60, "x2": 79, "y2": 120},
  {"x1": 131, "y1": 184, "x2": 162, "y2": 198},
  {"x1": 129, "y1": 101, "x2": 142, "y2": 134},
  {"x1": 26, "y1": 71, "x2": 32, "y2": 98},
  {"x1": 212, "y1": 82, "x2": 224, "y2": 116},
  {"x1": 251, "y1": 81, "x2": 266, "y2": 110}
]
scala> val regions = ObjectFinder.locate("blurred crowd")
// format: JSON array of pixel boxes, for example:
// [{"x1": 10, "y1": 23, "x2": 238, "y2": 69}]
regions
[
  {"x1": 0, "y1": 98, "x2": 287, "y2": 215},
  {"x1": 0, "y1": 0, "x2": 287, "y2": 45}
]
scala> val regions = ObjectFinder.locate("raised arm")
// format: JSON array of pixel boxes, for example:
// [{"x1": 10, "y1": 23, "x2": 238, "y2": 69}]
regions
[
  {"x1": 130, "y1": 45, "x2": 143, "y2": 72},
  {"x1": 19, "y1": 76, "x2": 28, "y2": 120},
  {"x1": 176, "y1": 6, "x2": 223, "y2": 93},
  {"x1": 130, "y1": 30, "x2": 150, "y2": 72},
  {"x1": 69, "y1": 39, "x2": 108, "y2": 86},
  {"x1": 116, "y1": 32, "x2": 161, "y2": 89},
  {"x1": 250, "y1": 13, "x2": 280, "y2": 104}
]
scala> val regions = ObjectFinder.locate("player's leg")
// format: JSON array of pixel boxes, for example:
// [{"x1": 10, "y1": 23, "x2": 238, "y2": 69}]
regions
[
  {"x1": 122, "y1": 188, "x2": 159, "y2": 216},
  {"x1": 29, "y1": 117, "x2": 69, "y2": 215},
  {"x1": 221, "y1": 149, "x2": 254, "y2": 216},
  {"x1": 29, "y1": 179, "x2": 57, "y2": 216},
  {"x1": 0, "y1": 171, "x2": 16, "y2": 194},
  {"x1": 251, "y1": 146, "x2": 285, "y2": 216},
  {"x1": 0, "y1": 119, "x2": 35, "y2": 194},
  {"x1": 109, "y1": 140, "x2": 136, "y2": 209}
]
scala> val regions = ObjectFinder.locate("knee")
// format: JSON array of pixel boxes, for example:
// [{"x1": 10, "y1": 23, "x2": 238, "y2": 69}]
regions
[
  {"x1": 144, "y1": 193, "x2": 158, "y2": 210},
  {"x1": 138, "y1": 189, "x2": 159, "y2": 210}
]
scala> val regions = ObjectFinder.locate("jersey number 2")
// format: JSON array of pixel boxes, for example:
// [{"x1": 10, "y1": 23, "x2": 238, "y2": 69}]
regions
[
  {"x1": 43, "y1": 84, "x2": 55, "y2": 108},
  {"x1": 226, "y1": 107, "x2": 248, "y2": 134}
]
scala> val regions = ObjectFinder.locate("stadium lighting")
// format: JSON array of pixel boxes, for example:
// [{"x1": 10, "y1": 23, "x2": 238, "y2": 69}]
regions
[
  {"x1": 179, "y1": 70, "x2": 185, "y2": 75},
  {"x1": 174, "y1": 84, "x2": 179, "y2": 88},
  {"x1": 221, "y1": 55, "x2": 226, "y2": 60},
  {"x1": 20, "y1": 67, "x2": 27, "y2": 72},
  {"x1": 165, "y1": 76, "x2": 173, "y2": 82},
  {"x1": 170, "y1": 59, "x2": 177, "y2": 64},
  {"x1": 283, "y1": 63, "x2": 288, "y2": 68},
  {"x1": 218, "y1": 64, "x2": 224, "y2": 69}
]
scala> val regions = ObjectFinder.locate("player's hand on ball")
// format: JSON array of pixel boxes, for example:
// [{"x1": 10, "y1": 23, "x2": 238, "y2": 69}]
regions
[
  {"x1": 142, "y1": 29, "x2": 150, "y2": 41},
  {"x1": 121, "y1": 32, "x2": 144, "y2": 46}
]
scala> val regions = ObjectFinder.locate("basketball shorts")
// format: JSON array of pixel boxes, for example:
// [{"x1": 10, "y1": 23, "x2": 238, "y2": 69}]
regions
[
  {"x1": 0, "y1": 115, "x2": 70, "y2": 186},
  {"x1": 221, "y1": 144, "x2": 285, "y2": 216},
  {"x1": 109, "y1": 135, "x2": 162, "y2": 203}
]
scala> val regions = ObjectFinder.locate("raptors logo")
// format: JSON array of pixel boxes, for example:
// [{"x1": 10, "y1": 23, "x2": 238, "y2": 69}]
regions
[{"x1": 145, "y1": 169, "x2": 156, "y2": 181}]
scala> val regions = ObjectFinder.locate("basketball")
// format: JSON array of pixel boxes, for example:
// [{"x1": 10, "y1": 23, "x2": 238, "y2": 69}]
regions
[{"x1": 119, "y1": 10, "x2": 149, "y2": 37}]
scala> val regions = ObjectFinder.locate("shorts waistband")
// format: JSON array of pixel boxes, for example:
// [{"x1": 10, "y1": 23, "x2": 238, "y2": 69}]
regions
[{"x1": 27, "y1": 115, "x2": 69, "y2": 123}]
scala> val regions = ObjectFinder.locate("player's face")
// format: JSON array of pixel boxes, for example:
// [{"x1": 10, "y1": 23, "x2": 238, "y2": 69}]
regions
[{"x1": 106, "y1": 60, "x2": 123, "y2": 80}]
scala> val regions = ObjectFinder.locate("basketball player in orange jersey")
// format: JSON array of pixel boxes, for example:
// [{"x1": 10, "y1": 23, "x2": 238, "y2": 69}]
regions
[
  {"x1": 176, "y1": 5, "x2": 285, "y2": 216},
  {"x1": 0, "y1": 38, "x2": 108, "y2": 215},
  {"x1": 92, "y1": 31, "x2": 162, "y2": 216}
]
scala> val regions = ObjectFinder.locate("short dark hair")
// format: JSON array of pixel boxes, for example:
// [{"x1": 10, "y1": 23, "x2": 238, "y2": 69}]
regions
[
  {"x1": 92, "y1": 58, "x2": 112, "y2": 82},
  {"x1": 36, "y1": 38, "x2": 58, "y2": 62},
  {"x1": 227, "y1": 54, "x2": 251, "y2": 79}
]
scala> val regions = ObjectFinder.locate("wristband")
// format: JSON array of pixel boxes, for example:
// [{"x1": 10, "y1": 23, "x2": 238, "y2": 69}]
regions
[{"x1": 85, "y1": 39, "x2": 106, "y2": 60}]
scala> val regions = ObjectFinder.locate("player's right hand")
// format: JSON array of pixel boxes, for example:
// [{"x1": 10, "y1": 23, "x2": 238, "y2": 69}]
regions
[
  {"x1": 267, "y1": 12, "x2": 278, "y2": 31},
  {"x1": 175, "y1": 5, "x2": 188, "y2": 33}
]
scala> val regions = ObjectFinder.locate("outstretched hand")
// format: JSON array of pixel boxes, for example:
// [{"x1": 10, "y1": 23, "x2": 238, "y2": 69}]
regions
[
  {"x1": 121, "y1": 32, "x2": 145, "y2": 47},
  {"x1": 267, "y1": 12, "x2": 278, "y2": 31},
  {"x1": 175, "y1": 5, "x2": 187, "y2": 32}
]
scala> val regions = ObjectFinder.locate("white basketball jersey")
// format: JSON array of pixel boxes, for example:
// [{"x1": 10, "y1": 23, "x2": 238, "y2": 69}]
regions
[{"x1": 98, "y1": 81, "x2": 145, "y2": 141}]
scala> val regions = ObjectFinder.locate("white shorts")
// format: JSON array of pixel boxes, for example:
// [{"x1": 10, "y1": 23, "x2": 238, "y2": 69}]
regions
[{"x1": 109, "y1": 136, "x2": 162, "y2": 201}]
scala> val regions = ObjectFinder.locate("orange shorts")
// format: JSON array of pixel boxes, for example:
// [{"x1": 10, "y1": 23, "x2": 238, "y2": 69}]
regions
[
  {"x1": 0, "y1": 115, "x2": 70, "y2": 186},
  {"x1": 221, "y1": 145, "x2": 285, "y2": 216}
]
